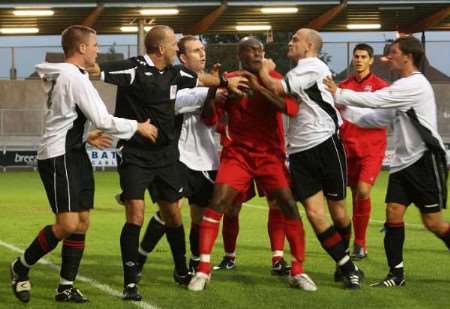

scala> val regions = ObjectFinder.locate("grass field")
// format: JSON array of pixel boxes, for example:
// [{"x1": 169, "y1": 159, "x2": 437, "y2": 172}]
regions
[{"x1": 0, "y1": 171, "x2": 449, "y2": 309}]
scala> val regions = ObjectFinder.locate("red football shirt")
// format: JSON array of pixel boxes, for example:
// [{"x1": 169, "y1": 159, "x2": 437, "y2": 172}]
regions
[
  {"x1": 339, "y1": 73, "x2": 389, "y2": 158},
  {"x1": 220, "y1": 70, "x2": 298, "y2": 155}
]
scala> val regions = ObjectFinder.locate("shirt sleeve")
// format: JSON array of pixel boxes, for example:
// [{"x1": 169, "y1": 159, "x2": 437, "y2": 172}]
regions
[
  {"x1": 335, "y1": 80, "x2": 420, "y2": 109},
  {"x1": 99, "y1": 59, "x2": 138, "y2": 87},
  {"x1": 174, "y1": 87, "x2": 209, "y2": 115},
  {"x1": 176, "y1": 65, "x2": 198, "y2": 90},
  {"x1": 71, "y1": 76, "x2": 137, "y2": 140},
  {"x1": 353, "y1": 109, "x2": 396, "y2": 128},
  {"x1": 283, "y1": 69, "x2": 319, "y2": 95}
]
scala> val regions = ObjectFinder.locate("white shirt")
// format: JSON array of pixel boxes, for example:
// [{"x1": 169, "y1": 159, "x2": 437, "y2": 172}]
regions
[
  {"x1": 282, "y1": 57, "x2": 342, "y2": 154},
  {"x1": 35, "y1": 63, "x2": 137, "y2": 160},
  {"x1": 335, "y1": 72, "x2": 444, "y2": 173},
  {"x1": 175, "y1": 87, "x2": 220, "y2": 171}
]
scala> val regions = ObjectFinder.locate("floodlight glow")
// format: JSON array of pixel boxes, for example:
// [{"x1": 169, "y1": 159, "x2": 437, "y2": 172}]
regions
[
  {"x1": 13, "y1": 10, "x2": 54, "y2": 16},
  {"x1": 347, "y1": 24, "x2": 381, "y2": 30},
  {"x1": 139, "y1": 9, "x2": 179, "y2": 16},
  {"x1": 260, "y1": 7, "x2": 298, "y2": 14},
  {"x1": 120, "y1": 26, "x2": 153, "y2": 32},
  {"x1": 0, "y1": 27, "x2": 39, "y2": 34},
  {"x1": 236, "y1": 25, "x2": 271, "y2": 31}
]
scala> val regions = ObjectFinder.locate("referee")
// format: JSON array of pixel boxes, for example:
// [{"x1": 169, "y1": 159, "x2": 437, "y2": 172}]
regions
[
  {"x1": 95, "y1": 25, "x2": 247, "y2": 300},
  {"x1": 325, "y1": 36, "x2": 450, "y2": 288},
  {"x1": 9, "y1": 25, "x2": 157, "y2": 304}
]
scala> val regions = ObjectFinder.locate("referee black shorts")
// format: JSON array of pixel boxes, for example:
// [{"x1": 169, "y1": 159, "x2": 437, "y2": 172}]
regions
[
  {"x1": 38, "y1": 148, "x2": 94, "y2": 214},
  {"x1": 180, "y1": 162, "x2": 217, "y2": 208},
  {"x1": 289, "y1": 134, "x2": 347, "y2": 202},
  {"x1": 386, "y1": 150, "x2": 446, "y2": 213},
  {"x1": 118, "y1": 160, "x2": 185, "y2": 204}
]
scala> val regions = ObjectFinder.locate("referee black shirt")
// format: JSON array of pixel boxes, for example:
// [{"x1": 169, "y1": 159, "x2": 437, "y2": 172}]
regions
[{"x1": 100, "y1": 54, "x2": 198, "y2": 167}]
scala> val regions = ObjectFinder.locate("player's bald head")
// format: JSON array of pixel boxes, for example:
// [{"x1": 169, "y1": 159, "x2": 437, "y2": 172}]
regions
[
  {"x1": 238, "y1": 36, "x2": 263, "y2": 53},
  {"x1": 145, "y1": 25, "x2": 174, "y2": 54},
  {"x1": 237, "y1": 36, "x2": 265, "y2": 73},
  {"x1": 298, "y1": 28, "x2": 323, "y2": 54}
]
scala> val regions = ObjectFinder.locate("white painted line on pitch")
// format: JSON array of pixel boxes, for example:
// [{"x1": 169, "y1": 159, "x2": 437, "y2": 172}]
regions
[
  {"x1": 242, "y1": 202, "x2": 425, "y2": 229},
  {"x1": 0, "y1": 240, "x2": 159, "y2": 309}
]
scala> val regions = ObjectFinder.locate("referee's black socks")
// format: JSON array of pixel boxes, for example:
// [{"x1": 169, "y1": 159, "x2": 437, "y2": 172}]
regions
[
  {"x1": 120, "y1": 223, "x2": 142, "y2": 286},
  {"x1": 384, "y1": 222, "x2": 405, "y2": 277},
  {"x1": 14, "y1": 225, "x2": 60, "y2": 278},
  {"x1": 139, "y1": 211, "x2": 166, "y2": 261},
  {"x1": 166, "y1": 225, "x2": 188, "y2": 275}
]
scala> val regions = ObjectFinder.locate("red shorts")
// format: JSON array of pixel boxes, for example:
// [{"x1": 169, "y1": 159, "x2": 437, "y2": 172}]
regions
[
  {"x1": 216, "y1": 146, "x2": 290, "y2": 197},
  {"x1": 347, "y1": 154, "x2": 384, "y2": 187}
]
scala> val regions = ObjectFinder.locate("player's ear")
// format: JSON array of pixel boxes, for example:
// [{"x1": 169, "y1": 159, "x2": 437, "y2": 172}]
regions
[
  {"x1": 158, "y1": 44, "x2": 165, "y2": 56},
  {"x1": 79, "y1": 42, "x2": 87, "y2": 55},
  {"x1": 179, "y1": 53, "x2": 187, "y2": 64}
]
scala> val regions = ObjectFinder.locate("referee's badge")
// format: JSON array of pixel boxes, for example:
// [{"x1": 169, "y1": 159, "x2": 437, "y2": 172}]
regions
[{"x1": 170, "y1": 85, "x2": 177, "y2": 100}]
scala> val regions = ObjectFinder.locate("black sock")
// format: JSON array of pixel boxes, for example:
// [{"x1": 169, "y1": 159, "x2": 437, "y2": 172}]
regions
[
  {"x1": 166, "y1": 225, "x2": 188, "y2": 275},
  {"x1": 60, "y1": 233, "x2": 85, "y2": 285},
  {"x1": 384, "y1": 222, "x2": 405, "y2": 277},
  {"x1": 140, "y1": 212, "x2": 166, "y2": 254},
  {"x1": 189, "y1": 223, "x2": 200, "y2": 258},
  {"x1": 15, "y1": 225, "x2": 60, "y2": 278},
  {"x1": 120, "y1": 223, "x2": 141, "y2": 286},
  {"x1": 317, "y1": 226, "x2": 355, "y2": 275},
  {"x1": 439, "y1": 225, "x2": 450, "y2": 250},
  {"x1": 336, "y1": 223, "x2": 352, "y2": 253}
]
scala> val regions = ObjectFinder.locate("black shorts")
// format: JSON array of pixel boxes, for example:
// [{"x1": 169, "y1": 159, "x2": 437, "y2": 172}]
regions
[
  {"x1": 180, "y1": 162, "x2": 217, "y2": 208},
  {"x1": 289, "y1": 134, "x2": 347, "y2": 202},
  {"x1": 385, "y1": 151, "x2": 446, "y2": 213},
  {"x1": 118, "y1": 160, "x2": 185, "y2": 204},
  {"x1": 38, "y1": 149, "x2": 94, "y2": 214}
]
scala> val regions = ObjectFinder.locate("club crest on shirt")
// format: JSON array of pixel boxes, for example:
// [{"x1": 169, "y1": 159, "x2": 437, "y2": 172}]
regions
[
  {"x1": 364, "y1": 85, "x2": 373, "y2": 92},
  {"x1": 170, "y1": 85, "x2": 177, "y2": 100}
]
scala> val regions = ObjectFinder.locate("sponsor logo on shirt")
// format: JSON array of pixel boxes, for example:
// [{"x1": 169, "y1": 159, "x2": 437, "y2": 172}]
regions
[
  {"x1": 170, "y1": 85, "x2": 177, "y2": 100},
  {"x1": 364, "y1": 85, "x2": 373, "y2": 92}
]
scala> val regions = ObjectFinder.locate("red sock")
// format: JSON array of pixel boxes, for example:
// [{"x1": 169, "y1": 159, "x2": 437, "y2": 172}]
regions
[
  {"x1": 198, "y1": 208, "x2": 223, "y2": 274},
  {"x1": 353, "y1": 198, "x2": 371, "y2": 249},
  {"x1": 284, "y1": 218, "x2": 305, "y2": 276},
  {"x1": 268, "y1": 208, "x2": 286, "y2": 265},
  {"x1": 222, "y1": 214, "x2": 239, "y2": 256}
]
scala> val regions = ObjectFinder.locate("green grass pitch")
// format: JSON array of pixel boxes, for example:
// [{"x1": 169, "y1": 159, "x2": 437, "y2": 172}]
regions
[{"x1": 0, "y1": 171, "x2": 449, "y2": 308}]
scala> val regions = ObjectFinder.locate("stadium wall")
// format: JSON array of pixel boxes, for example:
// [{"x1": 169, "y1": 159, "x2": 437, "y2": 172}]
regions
[{"x1": 1, "y1": 80, "x2": 450, "y2": 144}]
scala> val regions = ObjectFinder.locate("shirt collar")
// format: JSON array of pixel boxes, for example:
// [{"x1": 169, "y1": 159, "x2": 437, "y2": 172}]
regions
[
  {"x1": 297, "y1": 57, "x2": 318, "y2": 66},
  {"x1": 144, "y1": 54, "x2": 155, "y2": 67},
  {"x1": 352, "y1": 72, "x2": 372, "y2": 84}
]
